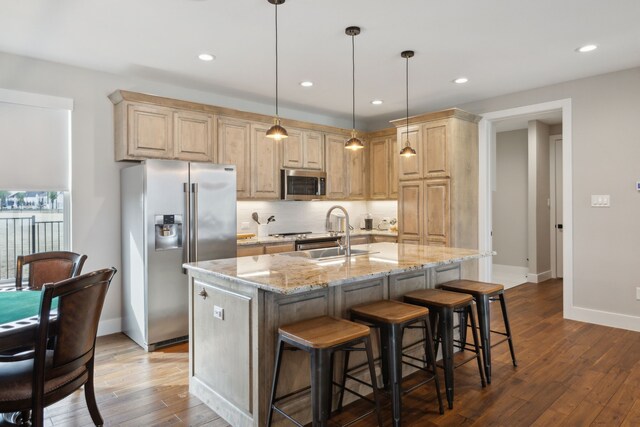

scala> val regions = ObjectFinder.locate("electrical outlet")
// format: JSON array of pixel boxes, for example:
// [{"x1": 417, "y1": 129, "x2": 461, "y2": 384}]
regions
[
  {"x1": 213, "y1": 305, "x2": 224, "y2": 320},
  {"x1": 240, "y1": 221, "x2": 250, "y2": 231}
]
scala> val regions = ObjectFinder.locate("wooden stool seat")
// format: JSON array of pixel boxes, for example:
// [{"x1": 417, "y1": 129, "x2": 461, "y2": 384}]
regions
[
  {"x1": 405, "y1": 289, "x2": 473, "y2": 308},
  {"x1": 440, "y1": 279, "x2": 503, "y2": 296},
  {"x1": 279, "y1": 316, "x2": 370, "y2": 349},
  {"x1": 350, "y1": 300, "x2": 428, "y2": 324}
]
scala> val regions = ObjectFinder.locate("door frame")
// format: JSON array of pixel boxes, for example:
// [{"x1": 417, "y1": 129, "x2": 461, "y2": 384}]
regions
[
  {"x1": 478, "y1": 99, "x2": 573, "y2": 317},
  {"x1": 549, "y1": 134, "x2": 563, "y2": 278}
]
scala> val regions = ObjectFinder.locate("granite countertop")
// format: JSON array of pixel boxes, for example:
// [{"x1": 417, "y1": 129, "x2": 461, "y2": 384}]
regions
[
  {"x1": 237, "y1": 230, "x2": 398, "y2": 246},
  {"x1": 184, "y1": 242, "x2": 493, "y2": 295}
]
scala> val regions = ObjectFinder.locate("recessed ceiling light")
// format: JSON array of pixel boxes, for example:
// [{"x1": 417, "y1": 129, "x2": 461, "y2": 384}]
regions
[
  {"x1": 371, "y1": 100, "x2": 383, "y2": 105},
  {"x1": 453, "y1": 77, "x2": 469, "y2": 84},
  {"x1": 300, "y1": 81, "x2": 314, "y2": 87},
  {"x1": 576, "y1": 44, "x2": 598, "y2": 53},
  {"x1": 198, "y1": 53, "x2": 215, "y2": 61}
]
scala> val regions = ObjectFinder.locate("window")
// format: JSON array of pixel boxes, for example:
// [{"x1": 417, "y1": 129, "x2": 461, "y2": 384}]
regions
[
  {"x1": 0, "y1": 191, "x2": 67, "y2": 281},
  {"x1": 0, "y1": 88, "x2": 73, "y2": 284}
]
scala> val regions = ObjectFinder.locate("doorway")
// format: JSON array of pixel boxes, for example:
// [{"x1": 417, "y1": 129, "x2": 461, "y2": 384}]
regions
[{"x1": 478, "y1": 99, "x2": 573, "y2": 317}]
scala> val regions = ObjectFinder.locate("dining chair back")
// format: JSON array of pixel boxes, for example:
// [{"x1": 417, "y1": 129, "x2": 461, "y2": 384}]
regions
[
  {"x1": 15, "y1": 251, "x2": 87, "y2": 290},
  {"x1": 0, "y1": 267, "x2": 116, "y2": 427}
]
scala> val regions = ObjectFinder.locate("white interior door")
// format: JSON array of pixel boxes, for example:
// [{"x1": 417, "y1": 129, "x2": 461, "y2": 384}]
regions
[{"x1": 554, "y1": 138, "x2": 563, "y2": 277}]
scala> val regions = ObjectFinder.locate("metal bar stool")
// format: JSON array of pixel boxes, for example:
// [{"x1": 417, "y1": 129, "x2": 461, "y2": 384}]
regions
[
  {"x1": 267, "y1": 316, "x2": 382, "y2": 427},
  {"x1": 345, "y1": 300, "x2": 444, "y2": 427},
  {"x1": 440, "y1": 280, "x2": 517, "y2": 384},
  {"x1": 404, "y1": 289, "x2": 486, "y2": 409}
]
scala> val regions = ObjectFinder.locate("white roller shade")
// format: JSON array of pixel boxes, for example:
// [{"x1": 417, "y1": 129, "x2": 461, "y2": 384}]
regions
[{"x1": 0, "y1": 89, "x2": 72, "y2": 191}]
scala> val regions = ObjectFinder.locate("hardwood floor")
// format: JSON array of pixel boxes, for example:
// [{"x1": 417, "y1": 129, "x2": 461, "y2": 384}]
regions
[{"x1": 22, "y1": 279, "x2": 640, "y2": 426}]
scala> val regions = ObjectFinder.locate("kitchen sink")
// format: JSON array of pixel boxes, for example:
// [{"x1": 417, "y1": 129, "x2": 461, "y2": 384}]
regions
[{"x1": 280, "y1": 247, "x2": 375, "y2": 260}]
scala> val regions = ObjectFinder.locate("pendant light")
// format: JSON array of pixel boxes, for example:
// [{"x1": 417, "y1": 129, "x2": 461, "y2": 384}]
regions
[
  {"x1": 265, "y1": 0, "x2": 288, "y2": 140},
  {"x1": 344, "y1": 26, "x2": 364, "y2": 150},
  {"x1": 399, "y1": 50, "x2": 417, "y2": 157}
]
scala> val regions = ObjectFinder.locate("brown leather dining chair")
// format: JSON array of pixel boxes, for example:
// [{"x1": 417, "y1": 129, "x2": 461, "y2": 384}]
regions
[
  {"x1": 15, "y1": 251, "x2": 87, "y2": 290},
  {"x1": 0, "y1": 268, "x2": 116, "y2": 427}
]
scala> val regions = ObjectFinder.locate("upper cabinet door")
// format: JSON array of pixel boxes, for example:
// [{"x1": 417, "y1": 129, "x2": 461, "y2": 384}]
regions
[
  {"x1": 369, "y1": 137, "x2": 389, "y2": 199},
  {"x1": 281, "y1": 129, "x2": 303, "y2": 169},
  {"x1": 389, "y1": 137, "x2": 399, "y2": 198},
  {"x1": 347, "y1": 146, "x2": 366, "y2": 200},
  {"x1": 217, "y1": 117, "x2": 251, "y2": 199},
  {"x1": 398, "y1": 124, "x2": 422, "y2": 180},
  {"x1": 250, "y1": 124, "x2": 280, "y2": 199},
  {"x1": 325, "y1": 134, "x2": 347, "y2": 199},
  {"x1": 174, "y1": 110, "x2": 215, "y2": 162},
  {"x1": 127, "y1": 104, "x2": 173, "y2": 159},
  {"x1": 423, "y1": 120, "x2": 450, "y2": 178},
  {"x1": 303, "y1": 131, "x2": 324, "y2": 170}
]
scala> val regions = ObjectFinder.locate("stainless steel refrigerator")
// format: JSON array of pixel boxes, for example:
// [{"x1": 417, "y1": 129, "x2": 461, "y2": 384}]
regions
[{"x1": 121, "y1": 160, "x2": 237, "y2": 351}]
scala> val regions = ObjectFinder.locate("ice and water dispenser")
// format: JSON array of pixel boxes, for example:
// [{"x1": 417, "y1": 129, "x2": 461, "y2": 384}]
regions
[{"x1": 154, "y1": 214, "x2": 183, "y2": 250}]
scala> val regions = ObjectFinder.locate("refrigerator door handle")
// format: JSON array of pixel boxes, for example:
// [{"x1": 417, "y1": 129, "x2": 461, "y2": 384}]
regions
[
  {"x1": 184, "y1": 182, "x2": 191, "y2": 270},
  {"x1": 192, "y1": 182, "x2": 199, "y2": 262}
]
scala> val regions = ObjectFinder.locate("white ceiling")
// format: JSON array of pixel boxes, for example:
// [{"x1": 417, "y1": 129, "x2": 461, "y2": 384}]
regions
[{"x1": 1, "y1": 0, "x2": 640, "y2": 128}]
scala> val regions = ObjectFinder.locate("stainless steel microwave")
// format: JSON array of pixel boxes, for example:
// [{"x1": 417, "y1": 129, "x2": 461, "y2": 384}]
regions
[{"x1": 281, "y1": 169, "x2": 326, "y2": 200}]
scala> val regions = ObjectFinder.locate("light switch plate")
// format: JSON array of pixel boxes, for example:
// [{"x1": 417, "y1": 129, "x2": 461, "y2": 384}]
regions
[
  {"x1": 591, "y1": 195, "x2": 610, "y2": 207},
  {"x1": 213, "y1": 305, "x2": 224, "y2": 320}
]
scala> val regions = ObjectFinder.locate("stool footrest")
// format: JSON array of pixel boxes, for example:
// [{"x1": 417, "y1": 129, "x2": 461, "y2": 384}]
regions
[{"x1": 271, "y1": 405, "x2": 305, "y2": 427}]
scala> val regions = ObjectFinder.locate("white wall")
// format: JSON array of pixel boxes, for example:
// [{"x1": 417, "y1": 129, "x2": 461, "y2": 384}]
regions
[
  {"x1": 493, "y1": 129, "x2": 528, "y2": 267},
  {"x1": 460, "y1": 67, "x2": 640, "y2": 326},
  {"x1": 0, "y1": 51, "x2": 353, "y2": 335}
]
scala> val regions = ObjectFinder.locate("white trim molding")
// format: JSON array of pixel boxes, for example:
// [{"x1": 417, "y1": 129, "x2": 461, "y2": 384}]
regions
[
  {"x1": 567, "y1": 307, "x2": 640, "y2": 333},
  {"x1": 526, "y1": 270, "x2": 552, "y2": 284},
  {"x1": 0, "y1": 87, "x2": 73, "y2": 110},
  {"x1": 97, "y1": 317, "x2": 122, "y2": 337},
  {"x1": 478, "y1": 98, "x2": 574, "y2": 317}
]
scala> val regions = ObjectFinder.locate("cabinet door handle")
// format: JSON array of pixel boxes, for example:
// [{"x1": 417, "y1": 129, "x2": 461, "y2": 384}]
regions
[{"x1": 198, "y1": 289, "x2": 208, "y2": 299}]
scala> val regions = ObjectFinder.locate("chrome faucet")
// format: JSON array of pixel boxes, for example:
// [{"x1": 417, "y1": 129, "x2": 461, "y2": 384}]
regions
[{"x1": 325, "y1": 205, "x2": 351, "y2": 257}]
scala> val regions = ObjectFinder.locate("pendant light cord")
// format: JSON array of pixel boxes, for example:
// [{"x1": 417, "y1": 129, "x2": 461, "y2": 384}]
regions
[
  {"x1": 405, "y1": 54, "x2": 409, "y2": 142},
  {"x1": 352, "y1": 34, "x2": 356, "y2": 131},
  {"x1": 275, "y1": 1, "x2": 279, "y2": 118}
]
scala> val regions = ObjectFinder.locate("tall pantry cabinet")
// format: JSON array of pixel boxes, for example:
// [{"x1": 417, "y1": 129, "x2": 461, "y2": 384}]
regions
[{"x1": 393, "y1": 109, "x2": 480, "y2": 274}]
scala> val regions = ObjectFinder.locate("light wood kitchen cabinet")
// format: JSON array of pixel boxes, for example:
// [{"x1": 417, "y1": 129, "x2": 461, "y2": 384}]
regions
[
  {"x1": 174, "y1": 110, "x2": 215, "y2": 162},
  {"x1": 110, "y1": 92, "x2": 216, "y2": 162},
  {"x1": 424, "y1": 179, "x2": 450, "y2": 245},
  {"x1": 347, "y1": 147, "x2": 366, "y2": 199},
  {"x1": 325, "y1": 134, "x2": 348, "y2": 199},
  {"x1": 237, "y1": 242, "x2": 295, "y2": 257},
  {"x1": 369, "y1": 134, "x2": 398, "y2": 200},
  {"x1": 218, "y1": 117, "x2": 251, "y2": 199},
  {"x1": 371, "y1": 234, "x2": 398, "y2": 243},
  {"x1": 393, "y1": 109, "x2": 479, "y2": 263},
  {"x1": 397, "y1": 124, "x2": 421, "y2": 180},
  {"x1": 398, "y1": 180, "x2": 423, "y2": 244},
  {"x1": 282, "y1": 130, "x2": 324, "y2": 170},
  {"x1": 250, "y1": 124, "x2": 280, "y2": 199}
]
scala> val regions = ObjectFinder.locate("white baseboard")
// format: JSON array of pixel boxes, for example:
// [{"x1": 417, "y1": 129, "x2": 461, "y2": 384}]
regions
[
  {"x1": 492, "y1": 264, "x2": 528, "y2": 289},
  {"x1": 527, "y1": 270, "x2": 552, "y2": 283},
  {"x1": 97, "y1": 317, "x2": 122, "y2": 337},
  {"x1": 566, "y1": 306, "x2": 640, "y2": 333}
]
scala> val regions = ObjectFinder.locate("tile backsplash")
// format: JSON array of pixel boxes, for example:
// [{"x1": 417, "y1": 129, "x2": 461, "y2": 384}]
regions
[{"x1": 237, "y1": 200, "x2": 397, "y2": 235}]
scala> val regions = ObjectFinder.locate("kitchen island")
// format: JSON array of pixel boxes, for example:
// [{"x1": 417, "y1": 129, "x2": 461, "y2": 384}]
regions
[{"x1": 184, "y1": 242, "x2": 492, "y2": 427}]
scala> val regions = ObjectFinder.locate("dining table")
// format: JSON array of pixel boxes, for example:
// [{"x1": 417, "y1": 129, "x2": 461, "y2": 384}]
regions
[{"x1": 0, "y1": 288, "x2": 57, "y2": 353}]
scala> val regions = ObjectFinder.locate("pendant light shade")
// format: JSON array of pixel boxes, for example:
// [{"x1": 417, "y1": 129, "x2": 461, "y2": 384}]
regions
[
  {"x1": 345, "y1": 26, "x2": 364, "y2": 150},
  {"x1": 266, "y1": 0, "x2": 288, "y2": 140},
  {"x1": 400, "y1": 50, "x2": 416, "y2": 157}
]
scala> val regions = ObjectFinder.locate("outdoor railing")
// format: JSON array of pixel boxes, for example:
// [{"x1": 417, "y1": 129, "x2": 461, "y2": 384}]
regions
[{"x1": 0, "y1": 216, "x2": 64, "y2": 280}]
